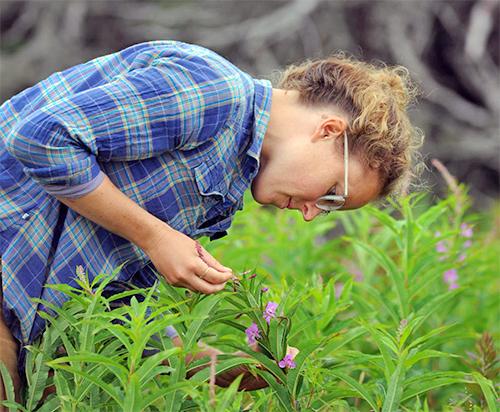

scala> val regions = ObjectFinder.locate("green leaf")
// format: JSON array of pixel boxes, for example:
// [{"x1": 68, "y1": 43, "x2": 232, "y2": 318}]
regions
[
  {"x1": 188, "y1": 356, "x2": 257, "y2": 383},
  {"x1": 123, "y1": 373, "x2": 141, "y2": 412},
  {"x1": 47, "y1": 352, "x2": 128, "y2": 388},
  {"x1": 382, "y1": 355, "x2": 406, "y2": 412},
  {"x1": 404, "y1": 350, "x2": 459, "y2": 369},
  {"x1": 413, "y1": 291, "x2": 460, "y2": 333},
  {"x1": 319, "y1": 327, "x2": 367, "y2": 357},
  {"x1": 471, "y1": 372, "x2": 498, "y2": 412},
  {"x1": 416, "y1": 200, "x2": 450, "y2": 230},
  {"x1": 25, "y1": 349, "x2": 51, "y2": 411},
  {"x1": 0, "y1": 362, "x2": 24, "y2": 412},
  {"x1": 268, "y1": 316, "x2": 288, "y2": 362},
  {"x1": 366, "y1": 205, "x2": 400, "y2": 234},
  {"x1": 220, "y1": 340, "x2": 287, "y2": 382},
  {"x1": 31, "y1": 395, "x2": 60, "y2": 412},
  {"x1": 136, "y1": 347, "x2": 180, "y2": 385},
  {"x1": 163, "y1": 349, "x2": 187, "y2": 412},
  {"x1": 348, "y1": 238, "x2": 408, "y2": 317},
  {"x1": 402, "y1": 371, "x2": 472, "y2": 401},
  {"x1": 184, "y1": 294, "x2": 223, "y2": 351},
  {"x1": 50, "y1": 363, "x2": 123, "y2": 406},
  {"x1": 406, "y1": 324, "x2": 457, "y2": 351},
  {"x1": 215, "y1": 374, "x2": 244, "y2": 412},
  {"x1": 256, "y1": 369, "x2": 294, "y2": 411},
  {"x1": 221, "y1": 319, "x2": 248, "y2": 334},
  {"x1": 331, "y1": 371, "x2": 379, "y2": 411},
  {"x1": 361, "y1": 322, "x2": 396, "y2": 379},
  {"x1": 286, "y1": 338, "x2": 322, "y2": 398},
  {"x1": 141, "y1": 382, "x2": 195, "y2": 410}
]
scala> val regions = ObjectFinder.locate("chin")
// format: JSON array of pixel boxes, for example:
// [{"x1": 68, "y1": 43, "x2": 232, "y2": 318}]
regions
[
  {"x1": 250, "y1": 181, "x2": 269, "y2": 206},
  {"x1": 250, "y1": 186, "x2": 264, "y2": 205}
]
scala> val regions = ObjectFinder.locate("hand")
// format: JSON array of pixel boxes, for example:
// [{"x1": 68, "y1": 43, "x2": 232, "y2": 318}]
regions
[
  {"x1": 143, "y1": 224, "x2": 233, "y2": 294},
  {"x1": 184, "y1": 340, "x2": 300, "y2": 391},
  {"x1": 218, "y1": 345, "x2": 300, "y2": 391}
]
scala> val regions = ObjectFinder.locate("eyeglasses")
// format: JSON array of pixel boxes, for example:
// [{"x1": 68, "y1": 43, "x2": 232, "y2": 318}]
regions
[{"x1": 315, "y1": 130, "x2": 349, "y2": 212}]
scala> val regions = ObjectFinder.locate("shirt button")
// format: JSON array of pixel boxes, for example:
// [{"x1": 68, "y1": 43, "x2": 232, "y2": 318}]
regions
[{"x1": 22, "y1": 213, "x2": 30, "y2": 220}]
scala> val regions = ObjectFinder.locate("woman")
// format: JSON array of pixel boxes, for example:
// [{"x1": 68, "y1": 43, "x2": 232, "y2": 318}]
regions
[{"x1": 0, "y1": 40, "x2": 422, "y2": 402}]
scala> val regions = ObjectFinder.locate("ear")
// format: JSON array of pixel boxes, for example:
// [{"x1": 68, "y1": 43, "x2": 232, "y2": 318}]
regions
[{"x1": 312, "y1": 116, "x2": 347, "y2": 142}]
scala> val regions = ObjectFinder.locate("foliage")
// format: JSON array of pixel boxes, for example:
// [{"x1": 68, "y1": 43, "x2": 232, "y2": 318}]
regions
[{"x1": 1, "y1": 189, "x2": 498, "y2": 411}]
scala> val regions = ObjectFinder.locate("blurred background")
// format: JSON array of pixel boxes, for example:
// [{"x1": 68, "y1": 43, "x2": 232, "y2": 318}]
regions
[{"x1": 1, "y1": 0, "x2": 498, "y2": 209}]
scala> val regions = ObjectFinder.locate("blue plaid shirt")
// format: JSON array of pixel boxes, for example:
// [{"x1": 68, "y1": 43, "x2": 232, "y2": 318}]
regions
[{"x1": 0, "y1": 41, "x2": 272, "y2": 353}]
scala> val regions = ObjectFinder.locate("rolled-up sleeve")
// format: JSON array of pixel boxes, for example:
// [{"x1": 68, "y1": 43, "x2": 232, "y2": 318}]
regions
[{"x1": 5, "y1": 61, "x2": 240, "y2": 198}]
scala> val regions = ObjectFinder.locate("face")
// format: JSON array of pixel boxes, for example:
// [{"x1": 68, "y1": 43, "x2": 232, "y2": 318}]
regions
[{"x1": 251, "y1": 135, "x2": 382, "y2": 221}]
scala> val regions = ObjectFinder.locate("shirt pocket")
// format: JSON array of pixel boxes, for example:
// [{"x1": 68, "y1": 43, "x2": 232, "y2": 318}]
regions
[{"x1": 194, "y1": 158, "x2": 229, "y2": 219}]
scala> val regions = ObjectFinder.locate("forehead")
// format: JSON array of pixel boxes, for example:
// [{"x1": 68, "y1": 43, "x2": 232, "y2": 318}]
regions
[{"x1": 342, "y1": 159, "x2": 382, "y2": 210}]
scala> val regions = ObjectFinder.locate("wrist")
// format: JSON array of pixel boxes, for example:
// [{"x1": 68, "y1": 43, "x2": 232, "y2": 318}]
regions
[{"x1": 137, "y1": 219, "x2": 177, "y2": 256}]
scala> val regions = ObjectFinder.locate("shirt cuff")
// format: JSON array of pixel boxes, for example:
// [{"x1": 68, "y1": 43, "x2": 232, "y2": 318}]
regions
[{"x1": 43, "y1": 170, "x2": 105, "y2": 199}]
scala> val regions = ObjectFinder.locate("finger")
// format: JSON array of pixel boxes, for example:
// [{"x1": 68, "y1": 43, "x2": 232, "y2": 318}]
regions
[
  {"x1": 196, "y1": 261, "x2": 233, "y2": 284},
  {"x1": 187, "y1": 273, "x2": 227, "y2": 294},
  {"x1": 196, "y1": 246, "x2": 233, "y2": 274}
]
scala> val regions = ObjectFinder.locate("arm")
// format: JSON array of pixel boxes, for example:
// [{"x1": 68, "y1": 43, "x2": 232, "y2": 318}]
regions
[
  {"x1": 5, "y1": 62, "x2": 238, "y2": 197},
  {"x1": 6, "y1": 61, "x2": 238, "y2": 293},
  {"x1": 57, "y1": 174, "x2": 233, "y2": 294}
]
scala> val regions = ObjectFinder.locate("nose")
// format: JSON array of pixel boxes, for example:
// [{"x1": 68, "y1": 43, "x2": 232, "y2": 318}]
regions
[{"x1": 301, "y1": 202, "x2": 323, "y2": 222}]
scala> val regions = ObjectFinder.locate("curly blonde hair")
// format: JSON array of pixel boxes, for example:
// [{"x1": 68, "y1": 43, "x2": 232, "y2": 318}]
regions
[{"x1": 275, "y1": 52, "x2": 424, "y2": 197}]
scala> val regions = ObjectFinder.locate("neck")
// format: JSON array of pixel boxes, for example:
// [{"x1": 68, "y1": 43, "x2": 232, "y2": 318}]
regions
[{"x1": 261, "y1": 88, "x2": 317, "y2": 161}]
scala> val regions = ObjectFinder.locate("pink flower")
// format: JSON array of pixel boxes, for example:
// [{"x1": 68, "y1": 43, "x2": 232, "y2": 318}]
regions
[
  {"x1": 443, "y1": 269, "x2": 458, "y2": 283},
  {"x1": 458, "y1": 253, "x2": 466, "y2": 262},
  {"x1": 436, "y1": 241, "x2": 448, "y2": 254},
  {"x1": 263, "y1": 301, "x2": 278, "y2": 324},
  {"x1": 353, "y1": 270, "x2": 364, "y2": 282},
  {"x1": 463, "y1": 240, "x2": 472, "y2": 249},
  {"x1": 278, "y1": 354, "x2": 296, "y2": 369},
  {"x1": 460, "y1": 223, "x2": 473, "y2": 238},
  {"x1": 443, "y1": 269, "x2": 459, "y2": 290},
  {"x1": 245, "y1": 322, "x2": 260, "y2": 345}
]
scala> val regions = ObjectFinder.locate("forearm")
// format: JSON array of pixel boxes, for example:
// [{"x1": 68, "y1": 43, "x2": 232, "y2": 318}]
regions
[
  {"x1": 57, "y1": 172, "x2": 233, "y2": 295},
  {"x1": 56, "y1": 173, "x2": 173, "y2": 253}
]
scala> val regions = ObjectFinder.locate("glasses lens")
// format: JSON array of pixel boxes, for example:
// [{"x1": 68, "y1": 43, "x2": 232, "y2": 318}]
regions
[{"x1": 316, "y1": 196, "x2": 345, "y2": 211}]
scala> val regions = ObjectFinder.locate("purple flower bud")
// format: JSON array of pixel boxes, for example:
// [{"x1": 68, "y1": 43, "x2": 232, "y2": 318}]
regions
[
  {"x1": 448, "y1": 282, "x2": 459, "y2": 290},
  {"x1": 278, "y1": 354, "x2": 296, "y2": 369},
  {"x1": 443, "y1": 269, "x2": 458, "y2": 284},
  {"x1": 463, "y1": 240, "x2": 472, "y2": 249},
  {"x1": 353, "y1": 270, "x2": 364, "y2": 282},
  {"x1": 458, "y1": 253, "x2": 466, "y2": 262},
  {"x1": 245, "y1": 322, "x2": 260, "y2": 345},
  {"x1": 261, "y1": 287, "x2": 269, "y2": 293},
  {"x1": 263, "y1": 301, "x2": 278, "y2": 324},
  {"x1": 436, "y1": 241, "x2": 448, "y2": 254},
  {"x1": 460, "y1": 223, "x2": 473, "y2": 238}
]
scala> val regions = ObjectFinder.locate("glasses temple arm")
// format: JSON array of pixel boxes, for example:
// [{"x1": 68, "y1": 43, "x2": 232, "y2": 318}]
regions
[{"x1": 344, "y1": 131, "x2": 349, "y2": 197}]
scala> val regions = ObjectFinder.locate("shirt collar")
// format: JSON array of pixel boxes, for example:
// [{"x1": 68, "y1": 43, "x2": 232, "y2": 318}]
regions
[{"x1": 245, "y1": 78, "x2": 272, "y2": 173}]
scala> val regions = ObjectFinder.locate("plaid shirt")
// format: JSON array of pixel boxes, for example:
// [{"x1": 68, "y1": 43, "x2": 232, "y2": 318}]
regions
[{"x1": 0, "y1": 41, "x2": 272, "y2": 354}]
